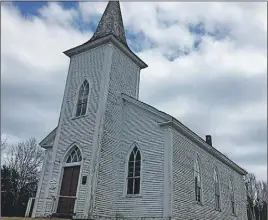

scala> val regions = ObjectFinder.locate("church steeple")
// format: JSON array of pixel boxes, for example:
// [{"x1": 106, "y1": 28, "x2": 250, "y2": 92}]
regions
[
  {"x1": 64, "y1": 1, "x2": 147, "y2": 69},
  {"x1": 86, "y1": 1, "x2": 128, "y2": 46}
]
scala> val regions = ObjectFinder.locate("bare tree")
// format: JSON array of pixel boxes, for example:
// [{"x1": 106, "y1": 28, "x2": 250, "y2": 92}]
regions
[
  {"x1": 246, "y1": 173, "x2": 268, "y2": 220},
  {"x1": 1, "y1": 136, "x2": 8, "y2": 152},
  {"x1": 6, "y1": 138, "x2": 44, "y2": 204}
]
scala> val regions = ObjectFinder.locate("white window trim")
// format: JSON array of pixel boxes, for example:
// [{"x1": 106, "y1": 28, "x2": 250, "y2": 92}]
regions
[
  {"x1": 72, "y1": 78, "x2": 92, "y2": 119},
  {"x1": 229, "y1": 177, "x2": 236, "y2": 215},
  {"x1": 123, "y1": 142, "x2": 143, "y2": 198},
  {"x1": 214, "y1": 167, "x2": 222, "y2": 211},
  {"x1": 193, "y1": 155, "x2": 203, "y2": 205}
]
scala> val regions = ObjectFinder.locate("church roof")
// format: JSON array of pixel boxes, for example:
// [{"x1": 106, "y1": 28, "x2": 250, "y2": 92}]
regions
[
  {"x1": 39, "y1": 126, "x2": 57, "y2": 148},
  {"x1": 85, "y1": 1, "x2": 128, "y2": 47}
]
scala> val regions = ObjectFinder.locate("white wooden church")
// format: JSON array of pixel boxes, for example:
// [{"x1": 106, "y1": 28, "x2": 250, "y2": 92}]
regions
[{"x1": 32, "y1": 1, "x2": 248, "y2": 219}]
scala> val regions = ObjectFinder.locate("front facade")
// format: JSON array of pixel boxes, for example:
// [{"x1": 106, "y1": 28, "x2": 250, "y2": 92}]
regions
[{"x1": 33, "y1": 2, "x2": 247, "y2": 219}]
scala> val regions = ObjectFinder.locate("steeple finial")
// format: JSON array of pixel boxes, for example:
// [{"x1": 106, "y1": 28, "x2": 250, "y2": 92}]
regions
[{"x1": 87, "y1": 1, "x2": 128, "y2": 46}]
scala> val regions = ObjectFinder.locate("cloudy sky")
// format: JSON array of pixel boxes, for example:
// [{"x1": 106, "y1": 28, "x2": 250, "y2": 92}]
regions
[{"x1": 1, "y1": 2, "x2": 267, "y2": 181}]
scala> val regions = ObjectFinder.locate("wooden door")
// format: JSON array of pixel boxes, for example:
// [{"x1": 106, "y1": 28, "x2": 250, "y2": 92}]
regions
[{"x1": 57, "y1": 166, "x2": 80, "y2": 214}]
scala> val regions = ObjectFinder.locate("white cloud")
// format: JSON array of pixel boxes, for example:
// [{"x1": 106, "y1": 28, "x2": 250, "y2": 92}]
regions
[{"x1": 1, "y1": 2, "x2": 267, "y2": 181}]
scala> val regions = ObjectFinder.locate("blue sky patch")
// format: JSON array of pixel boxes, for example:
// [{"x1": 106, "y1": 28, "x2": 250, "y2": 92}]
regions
[
  {"x1": 13, "y1": 1, "x2": 47, "y2": 17},
  {"x1": 13, "y1": 1, "x2": 78, "y2": 17}
]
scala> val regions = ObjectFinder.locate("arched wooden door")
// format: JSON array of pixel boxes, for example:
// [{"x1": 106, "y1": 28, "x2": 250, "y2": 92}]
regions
[{"x1": 57, "y1": 146, "x2": 82, "y2": 215}]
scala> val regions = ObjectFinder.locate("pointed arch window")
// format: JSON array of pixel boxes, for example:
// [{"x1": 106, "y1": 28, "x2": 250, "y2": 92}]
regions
[
  {"x1": 214, "y1": 168, "x2": 220, "y2": 210},
  {"x1": 66, "y1": 146, "x2": 82, "y2": 163},
  {"x1": 75, "y1": 80, "x2": 89, "y2": 117},
  {"x1": 229, "y1": 178, "x2": 235, "y2": 214},
  {"x1": 194, "y1": 157, "x2": 202, "y2": 203},
  {"x1": 127, "y1": 146, "x2": 141, "y2": 195}
]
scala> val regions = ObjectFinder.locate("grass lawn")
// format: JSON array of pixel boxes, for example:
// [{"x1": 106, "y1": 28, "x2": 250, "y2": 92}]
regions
[{"x1": 1, "y1": 218, "x2": 70, "y2": 220}]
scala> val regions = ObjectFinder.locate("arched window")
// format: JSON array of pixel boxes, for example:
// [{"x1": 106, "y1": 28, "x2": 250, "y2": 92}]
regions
[
  {"x1": 75, "y1": 80, "x2": 89, "y2": 117},
  {"x1": 127, "y1": 146, "x2": 141, "y2": 195},
  {"x1": 214, "y1": 168, "x2": 220, "y2": 210},
  {"x1": 194, "y1": 156, "x2": 202, "y2": 203},
  {"x1": 66, "y1": 146, "x2": 82, "y2": 163},
  {"x1": 229, "y1": 178, "x2": 235, "y2": 214}
]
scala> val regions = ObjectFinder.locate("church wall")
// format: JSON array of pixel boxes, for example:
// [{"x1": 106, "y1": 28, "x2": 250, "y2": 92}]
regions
[
  {"x1": 33, "y1": 147, "x2": 53, "y2": 217},
  {"x1": 93, "y1": 45, "x2": 166, "y2": 217},
  {"x1": 172, "y1": 129, "x2": 247, "y2": 220},
  {"x1": 37, "y1": 44, "x2": 110, "y2": 218},
  {"x1": 94, "y1": 100, "x2": 166, "y2": 217}
]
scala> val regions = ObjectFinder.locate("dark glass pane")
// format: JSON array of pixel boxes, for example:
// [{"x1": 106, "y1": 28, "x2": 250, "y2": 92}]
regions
[
  {"x1": 72, "y1": 154, "x2": 78, "y2": 162},
  {"x1": 231, "y1": 193, "x2": 234, "y2": 201},
  {"x1": 134, "y1": 178, "x2": 140, "y2": 194},
  {"x1": 77, "y1": 95, "x2": 83, "y2": 104},
  {"x1": 84, "y1": 83, "x2": 89, "y2": 96},
  {"x1": 128, "y1": 162, "x2": 134, "y2": 177},
  {"x1": 135, "y1": 166, "x2": 140, "y2": 177},
  {"x1": 83, "y1": 80, "x2": 88, "y2": 86},
  {"x1": 71, "y1": 150, "x2": 76, "y2": 157},
  {"x1": 215, "y1": 183, "x2": 219, "y2": 195},
  {"x1": 129, "y1": 152, "x2": 134, "y2": 162},
  {"x1": 136, "y1": 151, "x2": 141, "y2": 161},
  {"x1": 76, "y1": 104, "x2": 82, "y2": 117},
  {"x1": 133, "y1": 147, "x2": 138, "y2": 154},
  {"x1": 78, "y1": 86, "x2": 84, "y2": 95},
  {"x1": 77, "y1": 151, "x2": 82, "y2": 161},
  {"x1": 232, "y1": 202, "x2": 235, "y2": 214},
  {"x1": 81, "y1": 94, "x2": 88, "y2": 103},
  {"x1": 215, "y1": 195, "x2": 220, "y2": 209},
  {"x1": 127, "y1": 178, "x2": 133, "y2": 194},
  {"x1": 135, "y1": 160, "x2": 141, "y2": 168},
  {"x1": 81, "y1": 103, "x2": 87, "y2": 116},
  {"x1": 67, "y1": 156, "x2": 71, "y2": 163},
  {"x1": 197, "y1": 187, "x2": 201, "y2": 202}
]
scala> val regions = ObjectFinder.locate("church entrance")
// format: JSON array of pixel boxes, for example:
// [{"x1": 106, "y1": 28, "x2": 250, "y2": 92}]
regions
[
  {"x1": 56, "y1": 145, "x2": 83, "y2": 216},
  {"x1": 57, "y1": 165, "x2": 80, "y2": 215}
]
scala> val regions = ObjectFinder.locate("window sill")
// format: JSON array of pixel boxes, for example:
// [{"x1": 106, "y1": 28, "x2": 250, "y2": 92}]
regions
[
  {"x1": 124, "y1": 194, "x2": 142, "y2": 199},
  {"x1": 71, "y1": 114, "x2": 88, "y2": 120}
]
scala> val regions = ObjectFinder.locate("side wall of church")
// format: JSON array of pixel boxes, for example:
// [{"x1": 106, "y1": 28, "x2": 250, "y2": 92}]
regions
[
  {"x1": 94, "y1": 100, "x2": 166, "y2": 218},
  {"x1": 93, "y1": 45, "x2": 166, "y2": 217},
  {"x1": 172, "y1": 129, "x2": 247, "y2": 220},
  {"x1": 35, "y1": 44, "x2": 110, "y2": 218}
]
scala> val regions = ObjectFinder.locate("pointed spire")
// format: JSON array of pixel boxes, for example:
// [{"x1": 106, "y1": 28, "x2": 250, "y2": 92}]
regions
[{"x1": 87, "y1": 1, "x2": 128, "y2": 46}]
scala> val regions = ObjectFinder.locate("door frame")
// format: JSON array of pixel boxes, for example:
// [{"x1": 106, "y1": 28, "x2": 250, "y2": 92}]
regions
[{"x1": 54, "y1": 145, "x2": 84, "y2": 215}]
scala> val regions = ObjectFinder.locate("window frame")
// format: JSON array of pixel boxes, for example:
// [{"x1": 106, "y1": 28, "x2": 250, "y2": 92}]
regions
[
  {"x1": 73, "y1": 79, "x2": 90, "y2": 119},
  {"x1": 194, "y1": 155, "x2": 202, "y2": 204},
  {"x1": 214, "y1": 167, "x2": 221, "y2": 211},
  {"x1": 124, "y1": 144, "x2": 142, "y2": 197},
  {"x1": 229, "y1": 178, "x2": 236, "y2": 215}
]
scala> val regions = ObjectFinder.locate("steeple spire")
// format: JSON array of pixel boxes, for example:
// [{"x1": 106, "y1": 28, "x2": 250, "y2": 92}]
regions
[{"x1": 87, "y1": 1, "x2": 128, "y2": 46}]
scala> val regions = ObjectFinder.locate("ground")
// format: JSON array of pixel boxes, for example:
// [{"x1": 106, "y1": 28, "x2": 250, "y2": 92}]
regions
[{"x1": 1, "y1": 218, "x2": 70, "y2": 220}]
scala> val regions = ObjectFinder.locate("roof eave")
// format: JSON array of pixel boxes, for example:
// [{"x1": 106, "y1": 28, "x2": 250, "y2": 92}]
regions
[
  {"x1": 63, "y1": 35, "x2": 148, "y2": 69},
  {"x1": 39, "y1": 127, "x2": 57, "y2": 148}
]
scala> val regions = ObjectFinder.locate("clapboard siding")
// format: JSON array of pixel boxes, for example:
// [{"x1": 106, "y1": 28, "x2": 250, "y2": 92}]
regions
[
  {"x1": 35, "y1": 44, "x2": 110, "y2": 218},
  {"x1": 93, "y1": 45, "x2": 165, "y2": 218},
  {"x1": 34, "y1": 148, "x2": 53, "y2": 217},
  {"x1": 172, "y1": 129, "x2": 247, "y2": 220},
  {"x1": 93, "y1": 45, "x2": 140, "y2": 216}
]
